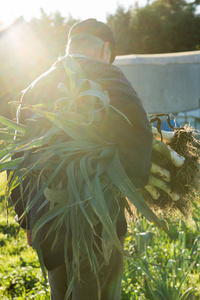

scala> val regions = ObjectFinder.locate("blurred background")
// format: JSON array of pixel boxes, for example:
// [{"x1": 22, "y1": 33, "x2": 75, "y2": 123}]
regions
[{"x1": 0, "y1": 0, "x2": 200, "y2": 129}]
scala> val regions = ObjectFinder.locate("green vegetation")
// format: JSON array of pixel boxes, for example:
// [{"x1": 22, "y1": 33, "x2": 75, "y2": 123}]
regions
[
  {"x1": 0, "y1": 1, "x2": 199, "y2": 297},
  {"x1": 107, "y1": 0, "x2": 200, "y2": 55},
  {"x1": 122, "y1": 208, "x2": 200, "y2": 299},
  {"x1": 0, "y1": 172, "x2": 199, "y2": 299},
  {"x1": 0, "y1": 173, "x2": 49, "y2": 300},
  {"x1": 0, "y1": 56, "x2": 173, "y2": 299}
]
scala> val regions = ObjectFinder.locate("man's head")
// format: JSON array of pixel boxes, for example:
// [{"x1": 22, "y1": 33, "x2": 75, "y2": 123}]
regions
[{"x1": 66, "y1": 19, "x2": 116, "y2": 64}]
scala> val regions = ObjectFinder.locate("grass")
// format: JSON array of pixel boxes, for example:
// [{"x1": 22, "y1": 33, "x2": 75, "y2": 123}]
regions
[
  {"x1": 0, "y1": 220, "x2": 50, "y2": 299},
  {"x1": 0, "y1": 172, "x2": 50, "y2": 299},
  {"x1": 122, "y1": 215, "x2": 200, "y2": 299},
  {"x1": 0, "y1": 173, "x2": 200, "y2": 299}
]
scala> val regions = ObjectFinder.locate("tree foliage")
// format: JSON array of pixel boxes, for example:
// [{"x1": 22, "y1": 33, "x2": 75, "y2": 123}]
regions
[
  {"x1": 0, "y1": 1, "x2": 200, "y2": 118},
  {"x1": 0, "y1": 12, "x2": 79, "y2": 118},
  {"x1": 107, "y1": 0, "x2": 200, "y2": 54},
  {"x1": 106, "y1": 7, "x2": 134, "y2": 55}
]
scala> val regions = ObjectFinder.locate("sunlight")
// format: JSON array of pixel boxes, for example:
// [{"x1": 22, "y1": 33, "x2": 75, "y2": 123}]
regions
[
  {"x1": 0, "y1": 16, "x2": 52, "y2": 120},
  {"x1": 0, "y1": 0, "x2": 41, "y2": 29},
  {"x1": 0, "y1": 0, "x2": 148, "y2": 30},
  {"x1": 1, "y1": 21, "x2": 49, "y2": 76}
]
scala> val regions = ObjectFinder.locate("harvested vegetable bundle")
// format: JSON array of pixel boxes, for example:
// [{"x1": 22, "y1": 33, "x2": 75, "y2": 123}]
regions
[
  {"x1": 0, "y1": 56, "x2": 172, "y2": 299},
  {"x1": 140, "y1": 114, "x2": 200, "y2": 215}
]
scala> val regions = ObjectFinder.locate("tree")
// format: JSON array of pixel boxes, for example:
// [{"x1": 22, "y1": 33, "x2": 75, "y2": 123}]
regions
[
  {"x1": 0, "y1": 12, "x2": 79, "y2": 118},
  {"x1": 106, "y1": 0, "x2": 200, "y2": 55},
  {"x1": 107, "y1": 6, "x2": 134, "y2": 55},
  {"x1": 29, "y1": 9, "x2": 79, "y2": 61}
]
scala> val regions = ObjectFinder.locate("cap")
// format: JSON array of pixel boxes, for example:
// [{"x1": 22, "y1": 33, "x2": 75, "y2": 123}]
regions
[{"x1": 68, "y1": 18, "x2": 116, "y2": 64}]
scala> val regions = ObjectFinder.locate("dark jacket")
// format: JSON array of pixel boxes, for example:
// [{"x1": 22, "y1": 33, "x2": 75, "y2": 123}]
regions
[{"x1": 11, "y1": 56, "x2": 153, "y2": 269}]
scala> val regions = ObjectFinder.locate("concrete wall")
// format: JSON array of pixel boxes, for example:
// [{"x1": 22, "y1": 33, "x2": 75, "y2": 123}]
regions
[{"x1": 114, "y1": 51, "x2": 200, "y2": 114}]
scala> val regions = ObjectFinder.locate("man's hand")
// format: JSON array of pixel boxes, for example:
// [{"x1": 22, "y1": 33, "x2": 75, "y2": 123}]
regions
[{"x1": 26, "y1": 229, "x2": 32, "y2": 246}]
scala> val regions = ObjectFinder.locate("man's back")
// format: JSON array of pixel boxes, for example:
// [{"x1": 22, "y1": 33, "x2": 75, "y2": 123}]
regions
[
  {"x1": 12, "y1": 54, "x2": 153, "y2": 299},
  {"x1": 22, "y1": 56, "x2": 152, "y2": 185}
]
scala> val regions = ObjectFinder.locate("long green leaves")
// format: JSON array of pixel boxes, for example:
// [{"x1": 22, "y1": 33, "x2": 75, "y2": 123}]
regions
[
  {"x1": 0, "y1": 55, "x2": 174, "y2": 300},
  {"x1": 107, "y1": 152, "x2": 173, "y2": 238},
  {"x1": 0, "y1": 157, "x2": 22, "y2": 171},
  {"x1": 0, "y1": 116, "x2": 26, "y2": 133}
]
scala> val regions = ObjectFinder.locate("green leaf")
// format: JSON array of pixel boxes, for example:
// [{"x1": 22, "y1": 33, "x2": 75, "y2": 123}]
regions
[
  {"x1": 80, "y1": 155, "x2": 123, "y2": 254},
  {"x1": 43, "y1": 111, "x2": 110, "y2": 145},
  {"x1": 106, "y1": 151, "x2": 174, "y2": 239},
  {"x1": 64, "y1": 55, "x2": 84, "y2": 76},
  {"x1": 0, "y1": 146, "x2": 15, "y2": 162},
  {"x1": 19, "y1": 158, "x2": 68, "y2": 223},
  {"x1": 44, "y1": 187, "x2": 69, "y2": 204},
  {"x1": 33, "y1": 239, "x2": 47, "y2": 281},
  {"x1": 176, "y1": 260, "x2": 196, "y2": 299},
  {"x1": 102, "y1": 226, "x2": 114, "y2": 263},
  {"x1": 0, "y1": 157, "x2": 22, "y2": 171},
  {"x1": 77, "y1": 89, "x2": 110, "y2": 108},
  {"x1": 0, "y1": 115, "x2": 26, "y2": 133},
  {"x1": 67, "y1": 161, "x2": 94, "y2": 227},
  {"x1": 47, "y1": 140, "x2": 99, "y2": 153},
  {"x1": 13, "y1": 135, "x2": 51, "y2": 152},
  {"x1": 32, "y1": 201, "x2": 68, "y2": 240},
  {"x1": 58, "y1": 82, "x2": 70, "y2": 96},
  {"x1": 90, "y1": 174, "x2": 124, "y2": 254}
]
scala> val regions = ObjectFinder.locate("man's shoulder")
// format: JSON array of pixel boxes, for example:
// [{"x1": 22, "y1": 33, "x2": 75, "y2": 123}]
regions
[
  {"x1": 22, "y1": 57, "x2": 66, "y2": 106},
  {"x1": 76, "y1": 56, "x2": 121, "y2": 71},
  {"x1": 70, "y1": 56, "x2": 127, "y2": 83},
  {"x1": 45, "y1": 55, "x2": 125, "y2": 82}
]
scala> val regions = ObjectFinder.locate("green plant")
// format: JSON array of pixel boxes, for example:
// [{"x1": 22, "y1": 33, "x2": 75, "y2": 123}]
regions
[
  {"x1": 0, "y1": 55, "x2": 171, "y2": 299},
  {"x1": 122, "y1": 202, "x2": 200, "y2": 300},
  {"x1": 137, "y1": 258, "x2": 196, "y2": 300}
]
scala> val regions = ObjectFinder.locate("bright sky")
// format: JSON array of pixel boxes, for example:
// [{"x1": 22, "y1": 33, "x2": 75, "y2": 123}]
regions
[{"x1": 0, "y1": 0, "x2": 148, "y2": 28}]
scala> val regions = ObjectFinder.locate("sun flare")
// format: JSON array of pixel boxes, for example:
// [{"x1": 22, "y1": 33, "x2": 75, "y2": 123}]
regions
[
  {"x1": 0, "y1": 0, "x2": 41, "y2": 29},
  {"x1": 0, "y1": 0, "x2": 140, "y2": 30}
]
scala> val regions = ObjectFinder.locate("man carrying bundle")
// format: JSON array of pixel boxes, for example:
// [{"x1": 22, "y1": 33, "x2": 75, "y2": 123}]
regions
[{"x1": 10, "y1": 19, "x2": 153, "y2": 299}]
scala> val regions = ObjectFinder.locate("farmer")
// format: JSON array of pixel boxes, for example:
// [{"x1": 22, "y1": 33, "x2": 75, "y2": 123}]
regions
[{"x1": 11, "y1": 19, "x2": 153, "y2": 299}]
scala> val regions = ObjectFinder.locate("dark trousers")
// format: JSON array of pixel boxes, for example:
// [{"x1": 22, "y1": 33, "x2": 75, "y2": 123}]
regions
[{"x1": 47, "y1": 237, "x2": 124, "y2": 300}]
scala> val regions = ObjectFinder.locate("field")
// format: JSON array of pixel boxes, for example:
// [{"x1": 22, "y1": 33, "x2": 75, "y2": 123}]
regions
[{"x1": 0, "y1": 171, "x2": 200, "y2": 299}]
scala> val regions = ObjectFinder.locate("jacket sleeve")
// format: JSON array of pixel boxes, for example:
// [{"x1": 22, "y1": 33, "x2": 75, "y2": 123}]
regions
[{"x1": 105, "y1": 68, "x2": 153, "y2": 188}]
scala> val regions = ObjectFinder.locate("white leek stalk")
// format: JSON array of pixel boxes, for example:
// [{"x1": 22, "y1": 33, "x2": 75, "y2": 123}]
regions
[
  {"x1": 148, "y1": 175, "x2": 180, "y2": 201},
  {"x1": 153, "y1": 139, "x2": 185, "y2": 168},
  {"x1": 151, "y1": 163, "x2": 170, "y2": 182},
  {"x1": 152, "y1": 126, "x2": 174, "y2": 143},
  {"x1": 145, "y1": 184, "x2": 160, "y2": 200}
]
